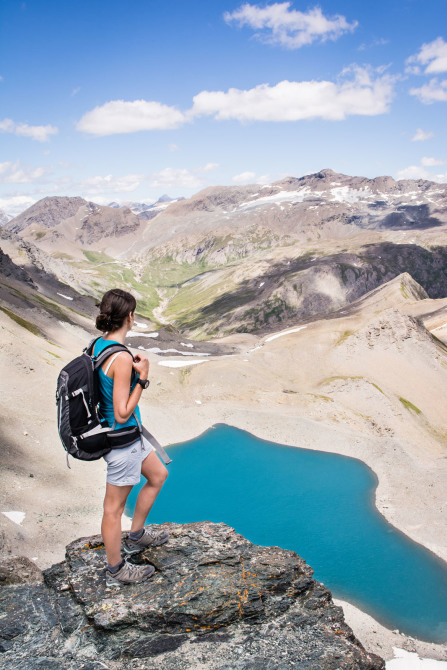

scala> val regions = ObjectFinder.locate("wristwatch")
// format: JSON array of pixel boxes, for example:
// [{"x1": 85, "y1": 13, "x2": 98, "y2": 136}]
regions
[{"x1": 137, "y1": 378, "x2": 150, "y2": 389}]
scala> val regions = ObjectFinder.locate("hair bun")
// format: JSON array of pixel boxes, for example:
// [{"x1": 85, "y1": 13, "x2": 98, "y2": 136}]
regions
[{"x1": 95, "y1": 312, "x2": 112, "y2": 332}]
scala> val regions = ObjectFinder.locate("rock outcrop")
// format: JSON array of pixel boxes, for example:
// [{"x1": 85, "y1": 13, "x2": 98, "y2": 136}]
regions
[
  {"x1": 0, "y1": 521, "x2": 384, "y2": 669},
  {"x1": 0, "y1": 247, "x2": 35, "y2": 286}
]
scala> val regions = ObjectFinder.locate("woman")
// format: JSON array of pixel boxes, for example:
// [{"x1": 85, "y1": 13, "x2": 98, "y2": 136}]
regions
[{"x1": 94, "y1": 288, "x2": 169, "y2": 586}]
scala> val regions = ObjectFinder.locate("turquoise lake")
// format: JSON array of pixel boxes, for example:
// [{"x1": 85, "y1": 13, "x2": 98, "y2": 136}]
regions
[{"x1": 126, "y1": 424, "x2": 447, "y2": 643}]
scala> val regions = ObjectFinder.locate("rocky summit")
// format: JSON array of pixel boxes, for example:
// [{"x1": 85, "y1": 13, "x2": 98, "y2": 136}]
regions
[{"x1": 0, "y1": 521, "x2": 384, "y2": 670}]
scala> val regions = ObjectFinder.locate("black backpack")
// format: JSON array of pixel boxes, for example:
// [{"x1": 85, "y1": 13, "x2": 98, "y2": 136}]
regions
[{"x1": 56, "y1": 337, "x2": 141, "y2": 464}]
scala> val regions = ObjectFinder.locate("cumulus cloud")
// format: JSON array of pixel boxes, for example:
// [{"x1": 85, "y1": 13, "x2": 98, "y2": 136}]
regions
[
  {"x1": 421, "y1": 156, "x2": 444, "y2": 166},
  {"x1": 0, "y1": 118, "x2": 58, "y2": 142},
  {"x1": 406, "y1": 37, "x2": 447, "y2": 75},
  {"x1": 232, "y1": 171, "x2": 256, "y2": 184},
  {"x1": 76, "y1": 100, "x2": 187, "y2": 136},
  {"x1": 232, "y1": 171, "x2": 271, "y2": 184},
  {"x1": 396, "y1": 165, "x2": 431, "y2": 180},
  {"x1": 191, "y1": 67, "x2": 395, "y2": 122},
  {"x1": 409, "y1": 78, "x2": 447, "y2": 104},
  {"x1": 0, "y1": 195, "x2": 37, "y2": 217},
  {"x1": 0, "y1": 161, "x2": 51, "y2": 183},
  {"x1": 224, "y1": 2, "x2": 357, "y2": 49},
  {"x1": 412, "y1": 128, "x2": 434, "y2": 141},
  {"x1": 397, "y1": 162, "x2": 447, "y2": 183},
  {"x1": 149, "y1": 167, "x2": 204, "y2": 189},
  {"x1": 201, "y1": 162, "x2": 220, "y2": 172},
  {"x1": 76, "y1": 67, "x2": 394, "y2": 138},
  {"x1": 79, "y1": 174, "x2": 145, "y2": 195}
]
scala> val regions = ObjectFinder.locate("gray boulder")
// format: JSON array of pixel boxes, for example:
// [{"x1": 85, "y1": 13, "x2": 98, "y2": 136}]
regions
[{"x1": 0, "y1": 521, "x2": 384, "y2": 669}]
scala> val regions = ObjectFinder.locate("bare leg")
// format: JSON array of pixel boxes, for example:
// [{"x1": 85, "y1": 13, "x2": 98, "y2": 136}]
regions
[
  {"x1": 130, "y1": 450, "x2": 168, "y2": 532},
  {"x1": 102, "y1": 482, "x2": 133, "y2": 565}
]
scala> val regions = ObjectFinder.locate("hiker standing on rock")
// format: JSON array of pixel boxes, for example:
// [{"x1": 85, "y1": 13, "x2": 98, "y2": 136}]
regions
[{"x1": 94, "y1": 288, "x2": 169, "y2": 586}]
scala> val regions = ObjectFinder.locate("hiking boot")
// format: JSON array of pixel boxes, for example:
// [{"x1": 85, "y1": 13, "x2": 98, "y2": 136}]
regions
[
  {"x1": 105, "y1": 559, "x2": 155, "y2": 587},
  {"x1": 123, "y1": 526, "x2": 170, "y2": 555}
]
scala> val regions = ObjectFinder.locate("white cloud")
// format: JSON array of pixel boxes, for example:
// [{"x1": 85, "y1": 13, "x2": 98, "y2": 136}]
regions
[
  {"x1": 169, "y1": 143, "x2": 180, "y2": 152},
  {"x1": 396, "y1": 164, "x2": 447, "y2": 183},
  {"x1": 232, "y1": 171, "x2": 256, "y2": 184},
  {"x1": 224, "y1": 2, "x2": 357, "y2": 49},
  {"x1": 191, "y1": 67, "x2": 395, "y2": 122},
  {"x1": 0, "y1": 161, "x2": 51, "y2": 183},
  {"x1": 148, "y1": 163, "x2": 218, "y2": 189},
  {"x1": 201, "y1": 162, "x2": 220, "y2": 172},
  {"x1": 396, "y1": 165, "x2": 431, "y2": 180},
  {"x1": 232, "y1": 171, "x2": 271, "y2": 184},
  {"x1": 406, "y1": 37, "x2": 447, "y2": 74},
  {"x1": 411, "y1": 128, "x2": 434, "y2": 141},
  {"x1": 421, "y1": 156, "x2": 444, "y2": 166},
  {"x1": 409, "y1": 78, "x2": 447, "y2": 104},
  {"x1": 76, "y1": 99, "x2": 187, "y2": 136},
  {"x1": 358, "y1": 38, "x2": 389, "y2": 52},
  {"x1": 0, "y1": 195, "x2": 37, "y2": 217},
  {"x1": 79, "y1": 174, "x2": 145, "y2": 195},
  {"x1": 149, "y1": 168, "x2": 203, "y2": 189},
  {"x1": 71, "y1": 87, "x2": 81, "y2": 97},
  {"x1": 83, "y1": 195, "x2": 111, "y2": 206},
  {"x1": 0, "y1": 118, "x2": 58, "y2": 142}
]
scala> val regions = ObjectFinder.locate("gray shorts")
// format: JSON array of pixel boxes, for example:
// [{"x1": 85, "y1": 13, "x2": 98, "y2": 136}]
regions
[{"x1": 103, "y1": 437, "x2": 154, "y2": 486}]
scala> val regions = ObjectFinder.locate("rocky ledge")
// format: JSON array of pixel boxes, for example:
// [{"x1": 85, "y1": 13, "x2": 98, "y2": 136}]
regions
[{"x1": 0, "y1": 521, "x2": 384, "y2": 669}]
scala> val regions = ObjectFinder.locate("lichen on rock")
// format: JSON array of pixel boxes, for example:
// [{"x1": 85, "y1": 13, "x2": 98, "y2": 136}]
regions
[{"x1": 0, "y1": 521, "x2": 384, "y2": 669}]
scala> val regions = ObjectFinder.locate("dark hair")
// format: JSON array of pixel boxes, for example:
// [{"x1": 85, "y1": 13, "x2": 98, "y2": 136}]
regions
[{"x1": 95, "y1": 289, "x2": 136, "y2": 332}]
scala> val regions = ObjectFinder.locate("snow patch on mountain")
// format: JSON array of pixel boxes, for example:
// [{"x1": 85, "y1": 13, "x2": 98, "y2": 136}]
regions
[{"x1": 239, "y1": 188, "x2": 311, "y2": 210}]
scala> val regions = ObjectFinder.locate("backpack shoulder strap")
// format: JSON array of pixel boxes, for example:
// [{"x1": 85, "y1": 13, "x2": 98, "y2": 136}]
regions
[
  {"x1": 84, "y1": 336, "x2": 102, "y2": 356},
  {"x1": 92, "y1": 343, "x2": 134, "y2": 370}
]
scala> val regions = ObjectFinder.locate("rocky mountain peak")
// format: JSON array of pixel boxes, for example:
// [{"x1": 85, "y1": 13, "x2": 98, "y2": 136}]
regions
[
  {"x1": 0, "y1": 521, "x2": 384, "y2": 669},
  {"x1": 6, "y1": 196, "x2": 88, "y2": 234},
  {"x1": 314, "y1": 168, "x2": 339, "y2": 179}
]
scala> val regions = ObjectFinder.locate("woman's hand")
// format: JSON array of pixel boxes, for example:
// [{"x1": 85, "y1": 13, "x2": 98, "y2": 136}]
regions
[{"x1": 132, "y1": 353, "x2": 149, "y2": 379}]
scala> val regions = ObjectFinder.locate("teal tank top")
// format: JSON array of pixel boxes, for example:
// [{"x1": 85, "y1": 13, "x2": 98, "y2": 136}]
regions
[{"x1": 93, "y1": 337, "x2": 141, "y2": 429}]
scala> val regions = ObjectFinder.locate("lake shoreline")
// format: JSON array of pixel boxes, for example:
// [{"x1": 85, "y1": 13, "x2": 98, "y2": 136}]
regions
[
  {"x1": 148, "y1": 401, "x2": 447, "y2": 564},
  {"x1": 143, "y1": 400, "x2": 447, "y2": 661}
]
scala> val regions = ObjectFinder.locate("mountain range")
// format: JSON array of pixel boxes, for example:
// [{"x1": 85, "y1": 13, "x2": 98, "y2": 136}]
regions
[{"x1": 3, "y1": 168, "x2": 447, "y2": 338}]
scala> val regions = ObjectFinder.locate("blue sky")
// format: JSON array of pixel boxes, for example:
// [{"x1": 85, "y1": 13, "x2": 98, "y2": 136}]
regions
[{"x1": 1, "y1": 0, "x2": 447, "y2": 216}]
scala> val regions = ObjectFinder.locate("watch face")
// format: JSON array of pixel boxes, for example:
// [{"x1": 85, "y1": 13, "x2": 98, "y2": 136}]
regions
[{"x1": 139, "y1": 379, "x2": 149, "y2": 389}]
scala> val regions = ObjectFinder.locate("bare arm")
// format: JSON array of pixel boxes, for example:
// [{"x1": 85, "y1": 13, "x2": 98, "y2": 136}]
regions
[{"x1": 111, "y1": 353, "x2": 149, "y2": 424}]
